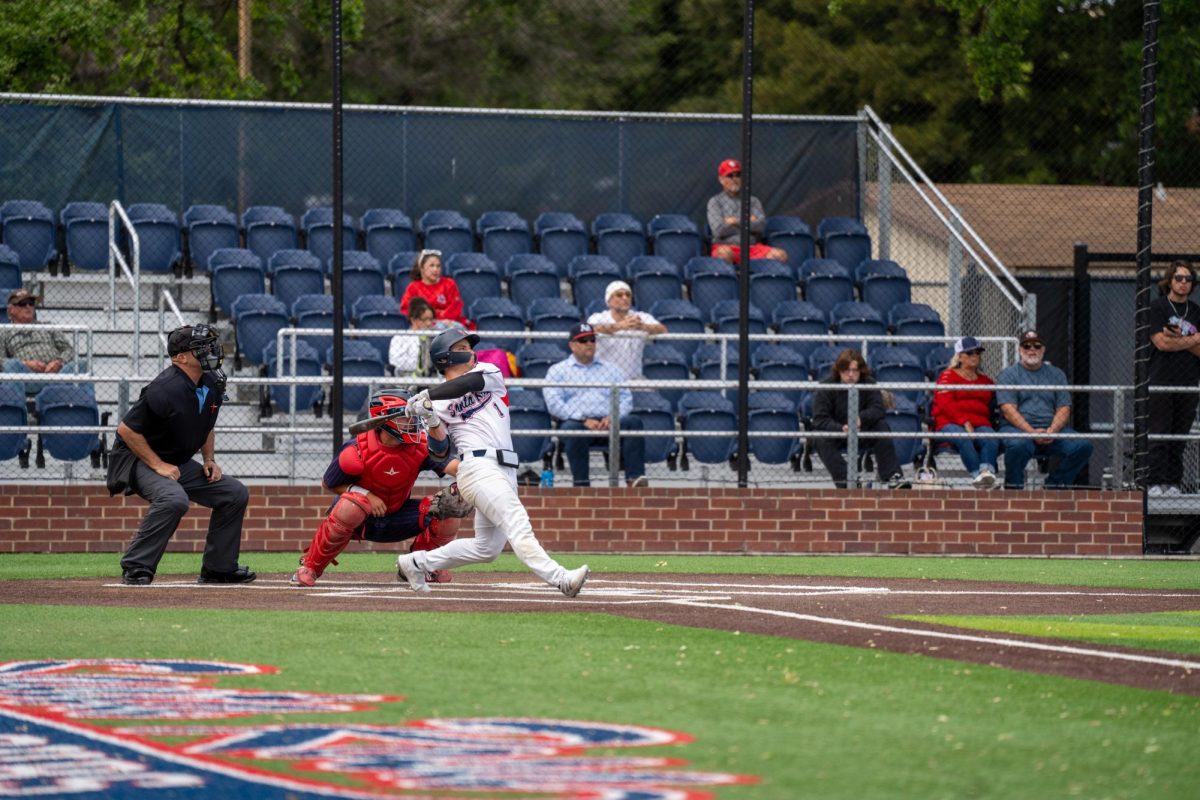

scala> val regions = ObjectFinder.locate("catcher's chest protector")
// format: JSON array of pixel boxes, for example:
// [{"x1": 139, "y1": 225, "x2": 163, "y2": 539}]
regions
[{"x1": 353, "y1": 431, "x2": 428, "y2": 513}]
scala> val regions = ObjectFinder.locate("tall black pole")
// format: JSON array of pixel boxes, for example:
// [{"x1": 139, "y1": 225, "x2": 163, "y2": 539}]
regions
[
  {"x1": 1133, "y1": 0, "x2": 1159, "y2": 510},
  {"x1": 330, "y1": 0, "x2": 345, "y2": 455},
  {"x1": 735, "y1": 0, "x2": 755, "y2": 488}
]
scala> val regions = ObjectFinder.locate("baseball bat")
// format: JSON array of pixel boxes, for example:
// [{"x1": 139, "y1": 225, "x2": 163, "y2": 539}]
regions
[{"x1": 347, "y1": 409, "x2": 408, "y2": 436}]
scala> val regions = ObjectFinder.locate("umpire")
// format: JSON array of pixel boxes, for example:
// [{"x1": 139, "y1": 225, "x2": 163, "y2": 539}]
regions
[{"x1": 106, "y1": 324, "x2": 254, "y2": 586}]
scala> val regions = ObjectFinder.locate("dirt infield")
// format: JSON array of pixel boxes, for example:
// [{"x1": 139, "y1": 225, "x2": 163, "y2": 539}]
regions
[{"x1": 5, "y1": 572, "x2": 1199, "y2": 695}]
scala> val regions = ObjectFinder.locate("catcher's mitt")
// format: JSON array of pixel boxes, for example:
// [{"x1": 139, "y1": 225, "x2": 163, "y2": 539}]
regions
[{"x1": 426, "y1": 482, "x2": 473, "y2": 519}]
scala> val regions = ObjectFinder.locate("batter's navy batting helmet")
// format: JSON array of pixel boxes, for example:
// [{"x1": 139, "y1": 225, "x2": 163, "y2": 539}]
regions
[{"x1": 428, "y1": 327, "x2": 480, "y2": 374}]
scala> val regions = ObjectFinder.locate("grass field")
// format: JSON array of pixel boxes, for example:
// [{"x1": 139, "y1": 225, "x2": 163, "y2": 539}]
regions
[{"x1": 2, "y1": 553, "x2": 1199, "y2": 799}]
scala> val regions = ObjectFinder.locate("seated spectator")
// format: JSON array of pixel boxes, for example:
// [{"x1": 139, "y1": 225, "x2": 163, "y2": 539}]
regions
[
  {"x1": 931, "y1": 336, "x2": 998, "y2": 488},
  {"x1": 811, "y1": 348, "x2": 910, "y2": 489},
  {"x1": 399, "y1": 249, "x2": 473, "y2": 329},
  {"x1": 996, "y1": 330, "x2": 1093, "y2": 489},
  {"x1": 542, "y1": 323, "x2": 648, "y2": 488},
  {"x1": 587, "y1": 280, "x2": 667, "y2": 380},
  {"x1": 706, "y1": 159, "x2": 787, "y2": 265},
  {"x1": 1, "y1": 288, "x2": 86, "y2": 395},
  {"x1": 388, "y1": 297, "x2": 442, "y2": 377}
]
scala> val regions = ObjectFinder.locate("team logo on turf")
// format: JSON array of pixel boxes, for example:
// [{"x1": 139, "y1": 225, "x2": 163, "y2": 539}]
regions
[{"x1": 0, "y1": 659, "x2": 756, "y2": 798}]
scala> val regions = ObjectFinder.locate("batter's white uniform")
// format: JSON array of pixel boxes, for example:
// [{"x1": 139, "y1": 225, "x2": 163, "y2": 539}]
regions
[{"x1": 409, "y1": 362, "x2": 571, "y2": 586}]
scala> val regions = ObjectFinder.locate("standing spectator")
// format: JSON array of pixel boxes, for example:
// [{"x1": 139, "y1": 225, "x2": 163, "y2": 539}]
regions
[
  {"x1": 931, "y1": 336, "x2": 999, "y2": 488},
  {"x1": 586, "y1": 280, "x2": 667, "y2": 379},
  {"x1": 706, "y1": 159, "x2": 787, "y2": 265},
  {"x1": 105, "y1": 325, "x2": 253, "y2": 586},
  {"x1": 388, "y1": 297, "x2": 441, "y2": 377},
  {"x1": 1, "y1": 288, "x2": 85, "y2": 395},
  {"x1": 542, "y1": 322, "x2": 648, "y2": 488},
  {"x1": 996, "y1": 330, "x2": 1093, "y2": 489},
  {"x1": 399, "y1": 249, "x2": 472, "y2": 328},
  {"x1": 1147, "y1": 260, "x2": 1200, "y2": 496},
  {"x1": 811, "y1": 348, "x2": 910, "y2": 489}
]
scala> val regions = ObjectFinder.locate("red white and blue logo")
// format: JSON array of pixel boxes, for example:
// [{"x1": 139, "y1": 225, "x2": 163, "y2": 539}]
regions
[{"x1": 0, "y1": 659, "x2": 756, "y2": 798}]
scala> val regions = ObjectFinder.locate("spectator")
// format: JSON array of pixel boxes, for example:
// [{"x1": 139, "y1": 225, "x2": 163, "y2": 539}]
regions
[
  {"x1": 1, "y1": 288, "x2": 85, "y2": 395},
  {"x1": 1147, "y1": 260, "x2": 1200, "y2": 496},
  {"x1": 399, "y1": 249, "x2": 472, "y2": 329},
  {"x1": 587, "y1": 280, "x2": 667, "y2": 379},
  {"x1": 388, "y1": 297, "x2": 441, "y2": 377},
  {"x1": 931, "y1": 336, "x2": 998, "y2": 488},
  {"x1": 542, "y1": 322, "x2": 648, "y2": 488},
  {"x1": 706, "y1": 159, "x2": 787, "y2": 266},
  {"x1": 996, "y1": 330, "x2": 1093, "y2": 489},
  {"x1": 811, "y1": 348, "x2": 911, "y2": 489}
]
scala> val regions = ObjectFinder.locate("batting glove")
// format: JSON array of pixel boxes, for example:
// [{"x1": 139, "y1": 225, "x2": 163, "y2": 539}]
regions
[{"x1": 405, "y1": 390, "x2": 435, "y2": 418}]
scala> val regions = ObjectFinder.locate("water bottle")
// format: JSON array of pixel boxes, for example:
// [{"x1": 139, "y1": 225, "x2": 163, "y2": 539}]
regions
[
  {"x1": 1101, "y1": 467, "x2": 1114, "y2": 491},
  {"x1": 540, "y1": 468, "x2": 555, "y2": 488}
]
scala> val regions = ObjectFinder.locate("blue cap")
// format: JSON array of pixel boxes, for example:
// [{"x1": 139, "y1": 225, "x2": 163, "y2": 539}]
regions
[{"x1": 954, "y1": 336, "x2": 985, "y2": 354}]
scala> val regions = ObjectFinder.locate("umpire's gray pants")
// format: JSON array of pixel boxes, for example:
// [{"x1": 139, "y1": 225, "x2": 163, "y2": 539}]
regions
[{"x1": 120, "y1": 459, "x2": 250, "y2": 576}]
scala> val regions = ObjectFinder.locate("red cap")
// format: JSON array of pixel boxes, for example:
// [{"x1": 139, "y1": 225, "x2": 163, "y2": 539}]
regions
[{"x1": 718, "y1": 159, "x2": 742, "y2": 178}]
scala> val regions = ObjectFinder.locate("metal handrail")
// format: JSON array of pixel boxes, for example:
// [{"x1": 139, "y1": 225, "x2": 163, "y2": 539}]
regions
[{"x1": 107, "y1": 200, "x2": 141, "y2": 373}]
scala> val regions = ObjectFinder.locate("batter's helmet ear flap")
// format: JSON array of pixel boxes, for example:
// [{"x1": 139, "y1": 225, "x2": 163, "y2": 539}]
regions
[{"x1": 428, "y1": 328, "x2": 480, "y2": 374}]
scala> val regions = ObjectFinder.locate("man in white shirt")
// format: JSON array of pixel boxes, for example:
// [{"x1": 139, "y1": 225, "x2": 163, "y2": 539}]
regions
[{"x1": 586, "y1": 280, "x2": 666, "y2": 380}]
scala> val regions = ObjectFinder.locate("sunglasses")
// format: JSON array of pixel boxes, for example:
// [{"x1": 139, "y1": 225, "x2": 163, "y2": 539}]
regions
[
  {"x1": 1172, "y1": 275, "x2": 1194, "y2": 283},
  {"x1": 962, "y1": 349, "x2": 983, "y2": 356},
  {"x1": 611, "y1": 291, "x2": 632, "y2": 298},
  {"x1": 9, "y1": 299, "x2": 35, "y2": 307},
  {"x1": 574, "y1": 336, "x2": 597, "y2": 344},
  {"x1": 724, "y1": 172, "x2": 742, "y2": 178},
  {"x1": 1020, "y1": 342, "x2": 1044, "y2": 350}
]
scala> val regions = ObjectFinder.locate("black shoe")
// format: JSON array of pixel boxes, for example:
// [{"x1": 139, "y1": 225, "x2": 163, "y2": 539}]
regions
[
  {"x1": 887, "y1": 473, "x2": 912, "y2": 490},
  {"x1": 121, "y1": 569, "x2": 154, "y2": 586},
  {"x1": 197, "y1": 565, "x2": 257, "y2": 584}
]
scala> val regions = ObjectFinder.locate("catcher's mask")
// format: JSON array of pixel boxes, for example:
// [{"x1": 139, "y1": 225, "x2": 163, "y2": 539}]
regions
[
  {"x1": 168, "y1": 323, "x2": 226, "y2": 389},
  {"x1": 369, "y1": 390, "x2": 424, "y2": 445}
]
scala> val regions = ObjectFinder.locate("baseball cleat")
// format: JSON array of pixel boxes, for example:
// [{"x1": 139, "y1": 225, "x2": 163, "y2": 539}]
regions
[
  {"x1": 396, "y1": 553, "x2": 430, "y2": 593},
  {"x1": 560, "y1": 564, "x2": 590, "y2": 598},
  {"x1": 293, "y1": 566, "x2": 317, "y2": 587}
]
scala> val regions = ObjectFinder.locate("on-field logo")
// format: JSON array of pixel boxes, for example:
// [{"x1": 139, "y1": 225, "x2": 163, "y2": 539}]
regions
[{"x1": 0, "y1": 659, "x2": 756, "y2": 799}]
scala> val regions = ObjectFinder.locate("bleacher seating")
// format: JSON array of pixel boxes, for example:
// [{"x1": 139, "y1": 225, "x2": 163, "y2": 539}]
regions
[
  {"x1": 627, "y1": 256, "x2": 683, "y2": 309},
  {"x1": 889, "y1": 303, "x2": 946, "y2": 365},
  {"x1": 477, "y1": 210, "x2": 532, "y2": 267},
  {"x1": 336, "y1": 251, "x2": 387, "y2": 315},
  {"x1": 771, "y1": 300, "x2": 828, "y2": 361},
  {"x1": 710, "y1": 299, "x2": 766, "y2": 335},
  {"x1": 692, "y1": 342, "x2": 740, "y2": 383},
  {"x1": 800, "y1": 258, "x2": 855, "y2": 316},
  {"x1": 816, "y1": 216, "x2": 871, "y2": 273},
  {"x1": 302, "y1": 207, "x2": 357, "y2": 265},
  {"x1": 568, "y1": 255, "x2": 622, "y2": 310},
  {"x1": 263, "y1": 339, "x2": 323, "y2": 414},
  {"x1": 362, "y1": 208, "x2": 416, "y2": 269},
  {"x1": 527, "y1": 297, "x2": 581, "y2": 334},
  {"x1": 507, "y1": 255, "x2": 561, "y2": 313},
  {"x1": 211, "y1": 256, "x2": 267, "y2": 318},
  {"x1": 764, "y1": 216, "x2": 814, "y2": 267},
  {"x1": 747, "y1": 391, "x2": 801, "y2": 465},
  {"x1": 0, "y1": 245, "x2": 23, "y2": 291},
  {"x1": 290, "y1": 293, "x2": 335, "y2": 355},
  {"x1": 470, "y1": 297, "x2": 525, "y2": 334},
  {"x1": 516, "y1": 342, "x2": 568, "y2": 380},
  {"x1": 859, "y1": 261, "x2": 912, "y2": 321},
  {"x1": 0, "y1": 384, "x2": 30, "y2": 463},
  {"x1": 869, "y1": 345, "x2": 927, "y2": 407},
  {"x1": 230, "y1": 294, "x2": 289, "y2": 369},
  {"x1": 60, "y1": 202, "x2": 110, "y2": 272},
  {"x1": 631, "y1": 391, "x2": 678, "y2": 465},
  {"x1": 830, "y1": 301, "x2": 887, "y2": 347},
  {"x1": 752, "y1": 345, "x2": 809, "y2": 405},
  {"x1": 648, "y1": 213, "x2": 702, "y2": 269},
  {"x1": 388, "y1": 251, "x2": 421, "y2": 297},
  {"x1": 808, "y1": 344, "x2": 842, "y2": 379},
  {"x1": 678, "y1": 390, "x2": 737, "y2": 465},
  {"x1": 184, "y1": 204, "x2": 240, "y2": 273},
  {"x1": 507, "y1": 391, "x2": 555, "y2": 466},
  {"x1": 418, "y1": 210, "x2": 473, "y2": 255},
  {"x1": 640, "y1": 343, "x2": 690, "y2": 405},
  {"x1": 748, "y1": 259, "x2": 798, "y2": 311},
  {"x1": 269, "y1": 251, "x2": 325, "y2": 311},
  {"x1": 534, "y1": 212, "x2": 588, "y2": 277},
  {"x1": 592, "y1": 213, "x2": 645, "y2": 269},
  {"x1": 243, "y1": 206, "x2": 298, "y2": 264},
  {"x1": 330, "y1": 340, "x2": 385, "y2": 413},
  {"x1": 684, "y1": 257, "x2": 738, "y2": 320},
  {"x1": 35, "y1": 385, "x2": 101, "y2": 464},
  {"x1": 0, "y1": 200, "x2": 58, "y2": 271}
]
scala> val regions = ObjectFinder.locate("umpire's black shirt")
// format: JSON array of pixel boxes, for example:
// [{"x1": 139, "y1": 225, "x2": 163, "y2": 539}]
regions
[{"x1": 115, "y1": 365, "x2": 225, "y2": 465}]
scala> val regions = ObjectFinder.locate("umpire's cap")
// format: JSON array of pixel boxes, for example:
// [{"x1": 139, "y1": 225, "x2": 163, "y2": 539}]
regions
[{"x1": 428, "y1": 327, "x2": 480, "y2": 373}]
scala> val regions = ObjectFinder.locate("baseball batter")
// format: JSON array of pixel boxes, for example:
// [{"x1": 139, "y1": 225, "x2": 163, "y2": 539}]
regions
[
  {"x1": 294, "y1": 390, "x2": 473, "y2": 587},
  {"x1": 396, "y1": 328, "x2": 590, "y2": 596}
]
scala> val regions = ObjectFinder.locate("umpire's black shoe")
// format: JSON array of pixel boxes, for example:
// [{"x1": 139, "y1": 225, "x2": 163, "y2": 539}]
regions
[
  {"x1": 197, "y1": 565, "x2": 257, "y2": 584},
  {"x1": 122, "y1": 569, "x2": 154, "y2": 586}
]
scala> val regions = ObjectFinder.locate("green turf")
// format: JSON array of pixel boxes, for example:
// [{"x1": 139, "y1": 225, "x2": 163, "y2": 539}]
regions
[
  {"x1": 4, "y1": 552, "x2": 1199, "y2": 589},
  {"x1": 898, "y1": 611, "x2": 1200, "y2": 656},
  {"x1": 1, "y1": 603, "x2": 1197, "y2": 799}
]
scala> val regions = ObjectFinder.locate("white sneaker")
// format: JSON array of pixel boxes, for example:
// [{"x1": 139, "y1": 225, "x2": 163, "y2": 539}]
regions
[
  {"x1": 972, "y1": 470, "x2": 996, "y2": 489},
  {"x1": 560, "y1": 565, "x2": 590, "y2": 598},
  {"x1": 396, "y1": 553, "x2": 430, "y2": 593},
  {"x1": 1148, "y1": 485, "x2": 1165, "y2": 497},
  {"x1": 1165, "y1": 485, "x2": 1183, "y2": 497}
]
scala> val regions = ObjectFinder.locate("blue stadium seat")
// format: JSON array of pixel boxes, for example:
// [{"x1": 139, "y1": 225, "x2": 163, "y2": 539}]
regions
[
  {"x1": 335, "y1": 252, "x2": 386, "y2": 316},
  {"x1": 771, "y1": 300, "x2": 829, "y2": 361},
  {"x1": 263, "y1": 339, "x2": 323, "y2": 414},
  {"x1": 328, "y1": 340, "x2": 384, "y2": 413},
  {"x1": 924, "y1": 345, "x2": 956, "y2": 379},
  {"x1": 507, "y1": 255, "x2": 562, "y2": 313},
  {"x1": 269, "y1": 252, "x2": 325, "y2": 312},
  {"x1": 869, "y1": 345, "x2": 927, "y2": 407},
  {"x1": 352, "y1": 295, "x2": 407, "y2": 363},
  {"x1": 388, "y1": 251, "x2": 421, "y2": 298},
  {"x1": 527, "y1": 297, "x2": 581, "y2": 334},
  {"x1": 886, "y1": 396, "x2": 925, "y2": 467},
  {"x1": 290, "y1": 294, "x2": 335, "y2": 356},
  {"x1": 211, "y1": 258, "x2": 266, "y2": 318},
  {"x1": 640, "y1": 344, "x2": 690, "y2": 406},
  {"x1": 507, "y1": 390, "x2": 555, "y2": 466},
  {"x1": 477, "y1": 210, "x2": 532, "y2": 267},
  {"x1": 0, "y1": 245, "x2": 20, "y2": 295},
  {"x1": 418, "y1": 209, "x2": 473, "y2": 255},
  {"x1": 302, "y1": 207, "x2": 357, "y2": 265},
  {"x1": 567, "y1": 255, "x2": 622, "y2": 311},
  {"x1": 752, "y1": 344, "x2": 809, "y2": 405},
  {"x1": 35, "y1": 385, "x2": 100, "y2": 462},
  {"x1": 808, "y1": 344, "x2": 843, "y2": 379},
  {"x1": 684, "y1": 257, "x2": 739, "y2": 320},
  {"x1": 0, "y1": 200, "x2": 58, "y2": 271},
  {"x1": 229, "y1": 294, "x2": 289, "y2": 369},
  {"x1": 692, "y1": 342, "x2": 740, "y2": 385},
  {"x1": 830, "y1": 301, "x2": 887, "y2": 347},
  {"x1": 648, "y1": 213, "x2": 702, "y2": 269},
  {"x1": 631, "y1": 390, "x2": 679, "y2": 465},
  {"x1": 765, "y1": 216, "x2": 815, "y2": 267},
  {"x1": 445, "y1": 253, "x2": 503, "y2": 310},
  {"x1": 647, "y1": 299, "x2": 706, "y2": 362},
  {"x1": 710, "y1": 299, "x2": 767, "y2": 335},
  {"x1": 627, "y1": 256, "x2": 683, "y2": 310},
  {"x1": 592, "y1": 213, "x2": 645, "y2": 269},
  {"x1": 470, "y1": 297, "x2": 525, "y2": 334},
  {"x1": 362, "y1": 208, "x2": 416, "y2": 269},
  {"x1": 748, "y1": 391, "x2": 802, "y2": 465},
  {"x1": 748, "y1": 259, "x2": 798, "y2": 312},
  {"x1": 183, "y1": 204, "x2": 239, "y2": 273},
  {"x1": 859, "y1": 262, "x2": 912, "y2": 321},
  {"x1": 60, "y1": 202, "x2": 110, "y2": 272},
  {"x1": 800, "y1": 258, "x2": 854, "y2": 317},
  {"x1": 516, "y1": 341, "x2": 568, "y2": 380},
  {"x1": 0, "y1": 383, "x2": 30, "y2": 462},
  {"x1": 816, "y1": 216, "x2": 872, "y2": 274},
  {"x1": 242, "y1": 206, "x2": 298, "y2": 264},
  {"x1": 889, "y1": 303, "x2": 946, "y2": 365},
  {"x1": 678, "y1": 390, "x2": 737, "y2": 465},
  {"x1": 125, "y1": 203, "x2": 182, "y2": 273},
  {"x1": 534, "y1": 212, "x2": 588, "y2": 277}
]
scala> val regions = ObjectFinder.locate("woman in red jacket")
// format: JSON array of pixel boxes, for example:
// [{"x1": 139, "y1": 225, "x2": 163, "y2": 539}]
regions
[
  {"x1": 931, "y1": 336, "x2": 998, "y2": 488},
  {"x1": 399, "y1": 250, "x2": 473, "y2": 329}
]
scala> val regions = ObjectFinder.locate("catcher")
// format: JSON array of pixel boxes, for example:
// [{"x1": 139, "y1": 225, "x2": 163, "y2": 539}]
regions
[{"x1": 292, "y1": 389, "x2": 473, "y2": 587}]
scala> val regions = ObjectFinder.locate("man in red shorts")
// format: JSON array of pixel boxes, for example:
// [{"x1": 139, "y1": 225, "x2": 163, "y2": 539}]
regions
[
  {"x1": 293, "y1": 390, "x2": 472, "y2": 587},
  {"x1": 706, "y1": 158, "x2": 788, "y2": 265}
]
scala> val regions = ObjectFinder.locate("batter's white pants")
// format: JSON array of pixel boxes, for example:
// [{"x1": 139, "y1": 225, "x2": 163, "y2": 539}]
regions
[{"x1": 414, "y1": 455, "x2": 567, "y2": 587}]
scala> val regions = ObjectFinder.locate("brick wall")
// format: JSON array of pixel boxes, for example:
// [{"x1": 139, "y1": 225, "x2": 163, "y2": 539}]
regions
[{"x1": 0, "y1": 485, "x2": 1145, "y2": 556}]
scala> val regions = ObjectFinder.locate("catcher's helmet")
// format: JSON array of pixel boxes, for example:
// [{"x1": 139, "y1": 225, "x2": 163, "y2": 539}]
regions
[
  {"x1": 167, "y1": 324, "x2": 224, "y2": 372},
  {"x1": 428, "y1": 327, "x2": 480, "y2": 374},
  {"x1": 368, "y1": 390, "x2": 424, "y2": 444}
]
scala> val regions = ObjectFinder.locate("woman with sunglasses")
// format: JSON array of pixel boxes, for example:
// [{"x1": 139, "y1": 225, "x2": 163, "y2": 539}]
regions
[
  {"x1": 399, "y1": 249, "x2": 472, "y2": 329},
  {"x1": 930, "y1": 336, "x2": 998, "y2": 488},
  {"x1": 1147, "y1": 260, "x2": 1200, "y2": 497}
]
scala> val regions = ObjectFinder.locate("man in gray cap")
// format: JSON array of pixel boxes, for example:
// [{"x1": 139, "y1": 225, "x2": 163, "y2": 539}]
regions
[{"x1": 1, "y1": 288, "x2": 84, "y2": 394}]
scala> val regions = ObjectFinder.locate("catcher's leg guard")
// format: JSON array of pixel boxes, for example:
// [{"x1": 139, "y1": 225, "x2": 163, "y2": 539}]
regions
[
  {"x1": 297, "y1": 491, "x2": 370, "y2": 586},
  {"x1": 410, "y1": 498, "x2": 461, "y2": 583}
]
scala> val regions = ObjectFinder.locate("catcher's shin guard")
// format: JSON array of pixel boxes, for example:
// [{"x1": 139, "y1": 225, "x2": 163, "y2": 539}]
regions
[
  {"x1": 298, "y1": 490, "x2": 371, "y2": 585},
  {"x1": 410, "y1": 501, "x2": 461, "y2": 583}
]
